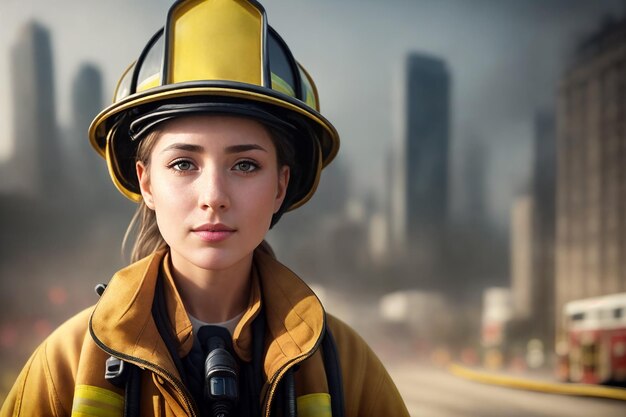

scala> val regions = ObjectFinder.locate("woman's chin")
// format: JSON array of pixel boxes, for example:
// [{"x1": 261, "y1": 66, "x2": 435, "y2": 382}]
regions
[{"x1": 176, "y1": 248, "x2": 252, "y2": 273}]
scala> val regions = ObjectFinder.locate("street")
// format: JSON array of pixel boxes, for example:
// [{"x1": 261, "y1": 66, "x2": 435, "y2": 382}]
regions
[{"x1": 388, "y1": 363, "x2": 625, "y2": 417}]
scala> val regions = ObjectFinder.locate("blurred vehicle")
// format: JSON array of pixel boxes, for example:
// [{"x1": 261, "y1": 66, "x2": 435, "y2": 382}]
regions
[{"x1": 559, "y1": 292, "x2": 626, "y2": 385}]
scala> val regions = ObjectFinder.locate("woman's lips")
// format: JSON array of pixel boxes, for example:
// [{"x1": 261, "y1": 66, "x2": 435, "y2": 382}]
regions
[{"x1": 192, "y1": 224, "x2": 236, "y2": 242}]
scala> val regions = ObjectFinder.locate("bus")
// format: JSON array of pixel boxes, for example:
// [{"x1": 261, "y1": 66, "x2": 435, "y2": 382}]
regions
[{"x1": 560, "y1": 292, "x2": 626, "y2": 385}]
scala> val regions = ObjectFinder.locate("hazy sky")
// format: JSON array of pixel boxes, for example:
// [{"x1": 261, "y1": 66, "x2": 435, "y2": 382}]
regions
[{"x1": 1, "y1": 0, "x2": 624, "y2": 228}]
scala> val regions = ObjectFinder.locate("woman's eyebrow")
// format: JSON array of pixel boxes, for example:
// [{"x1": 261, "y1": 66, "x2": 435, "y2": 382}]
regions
[
  {"x1": 160, "y1": 143, "x2": 267, "y2": 154},
  {"x1": 161, "y1": 143, "x2": 204, "y2": 154},
  {"x1": 225, "y1": 144, "x2": 267, "y2": 154}
]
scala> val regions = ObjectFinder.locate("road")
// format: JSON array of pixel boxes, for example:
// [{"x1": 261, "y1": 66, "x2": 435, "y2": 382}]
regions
[{"x1": 387, "y1": 363, "x2": 625, "y2": 417}]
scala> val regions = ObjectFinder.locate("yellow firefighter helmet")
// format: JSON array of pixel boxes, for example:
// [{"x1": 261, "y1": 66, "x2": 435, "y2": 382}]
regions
[{"x1": 89, "y1": 0, "x2": 339, "y2": 218}]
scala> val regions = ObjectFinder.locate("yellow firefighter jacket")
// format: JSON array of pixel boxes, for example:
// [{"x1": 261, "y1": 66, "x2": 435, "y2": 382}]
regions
[{"x1": 1, "y1": 247, "x2": 409, "y2": 417}]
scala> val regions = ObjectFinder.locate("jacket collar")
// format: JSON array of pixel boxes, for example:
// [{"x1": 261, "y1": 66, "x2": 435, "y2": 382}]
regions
[{"x1": 90, "y1": 245, "x2": 325, "y2": 381}]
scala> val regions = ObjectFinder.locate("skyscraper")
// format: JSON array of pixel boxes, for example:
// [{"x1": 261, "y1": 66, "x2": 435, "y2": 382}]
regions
[
  {"x1": 462, "y1": 139, "x2": 488, "y2": 227},
  {"x1": 531, "y1": 111, "x2": 556, "y2": 348},
  {"x1": 402, "y1": 53, "x2": 450, "y2": 251},
  {"x1": 71, "y1": 64, "x2": 103, "y2": 150},
  {"x1": 387, "y1": 52, "x2": 450, "y2": 287},
  {"x1": 555, "y1": 18, "x2": 626, "y2": 338},
  {"x1": 69, "y1": 63, "x2": 109, "y2": 202},
  {"x1": 10, "y1": 21, "x2": 60, "y2": 198}
]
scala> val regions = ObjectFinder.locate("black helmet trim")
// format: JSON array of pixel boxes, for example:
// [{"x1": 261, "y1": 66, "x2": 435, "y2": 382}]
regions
[
  {"x1": 128, "y1": 102, "x2": 297, "y2": 141},
  {"x1": 267, "y1": 25, "x2": 303, "y2": 104},
  {"x1": 131, "y1": 28, "x2": 165, "y2": 94}
]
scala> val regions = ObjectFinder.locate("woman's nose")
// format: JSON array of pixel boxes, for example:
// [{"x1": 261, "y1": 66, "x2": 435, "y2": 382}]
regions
[{"x1": 198, "y1": 168, "x2": 230, "y2": 211}]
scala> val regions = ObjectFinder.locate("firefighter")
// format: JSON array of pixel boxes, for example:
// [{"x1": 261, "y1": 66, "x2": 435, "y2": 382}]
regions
[{"x1": 1, "y1": 1, "x2": 410, "y2": 416}]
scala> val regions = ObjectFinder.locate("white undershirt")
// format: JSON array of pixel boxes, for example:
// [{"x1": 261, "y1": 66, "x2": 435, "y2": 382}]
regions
[{"x1": 188, "y1": 311, "x2": 244, "y2": 337}]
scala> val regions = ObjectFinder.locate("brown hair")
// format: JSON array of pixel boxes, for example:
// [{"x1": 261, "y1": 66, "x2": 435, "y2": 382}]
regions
[
  {"x1": 122, "y1": 129, "x2": 167, "y2": 262},
  {"x1": 122, "y1": 117, "x2": 295, "y2": 263}
]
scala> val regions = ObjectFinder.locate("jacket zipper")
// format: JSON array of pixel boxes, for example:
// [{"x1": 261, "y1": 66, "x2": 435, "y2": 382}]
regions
[
  {"x1": 263, "y1": 318, "x2": 326, "y2": 417},
  {"x1": 89, "y1": 324, "x2": 199, "y2": 417}
]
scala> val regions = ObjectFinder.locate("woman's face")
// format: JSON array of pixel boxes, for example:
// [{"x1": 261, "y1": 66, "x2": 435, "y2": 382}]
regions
[{"x1": 136, "y1": 115, "x2": 289, "y2": 274}]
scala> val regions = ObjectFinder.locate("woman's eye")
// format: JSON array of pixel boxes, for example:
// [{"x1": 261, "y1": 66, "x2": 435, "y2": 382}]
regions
[
  {"x1": 170, "y1": 160, "x2": 195, "y2": 172},
  {"x1": 233, "y1": 161, "x2": 258, "y2": 173}
]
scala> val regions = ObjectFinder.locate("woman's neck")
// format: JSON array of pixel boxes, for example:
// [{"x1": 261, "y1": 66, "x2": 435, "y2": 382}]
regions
[{"x1": 168, "y1": 251, "x2": 252, "y2": 323}]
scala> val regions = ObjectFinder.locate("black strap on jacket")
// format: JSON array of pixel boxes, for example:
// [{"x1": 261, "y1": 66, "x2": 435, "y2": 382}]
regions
[
  {"x1": 124, "y1": 365, "x2": 141, "y2": 417},
  {"x1": 282, "y1": 368, "x2": 297, "y2": 417},
  {"x1": 152, "y1": 274, "x2": 189, "y2": 386},
  {"x1": 322, "y1": 328, "x2": 345, "y2": 417}
]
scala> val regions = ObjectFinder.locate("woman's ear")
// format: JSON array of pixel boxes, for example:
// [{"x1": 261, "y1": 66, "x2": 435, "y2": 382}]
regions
[
  {"x1": 274, "y1": 165, "x2": 290, "y2": 213},
  {"x1": 136, "y1": 161, "x2": 155, "y2": 210}
]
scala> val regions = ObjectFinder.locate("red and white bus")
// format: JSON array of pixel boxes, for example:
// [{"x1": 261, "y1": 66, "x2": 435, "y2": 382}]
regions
[{"x1": 560, "y1": 292, "x2": 626, "y2": 384}]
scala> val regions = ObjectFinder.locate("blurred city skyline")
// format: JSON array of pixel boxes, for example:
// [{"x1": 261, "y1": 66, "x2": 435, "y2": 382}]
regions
[
  {"x1": 2, "y1": 0, "x2": 625, "y2": 231},
  {"x1": 2, "y1": 0, "x2": 626, "y2": 405}
]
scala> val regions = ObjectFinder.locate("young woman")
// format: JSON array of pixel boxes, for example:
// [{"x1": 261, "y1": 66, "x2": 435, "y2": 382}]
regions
[{"x1": 1, "y1": 1, "x2": 410, "y2": 416}]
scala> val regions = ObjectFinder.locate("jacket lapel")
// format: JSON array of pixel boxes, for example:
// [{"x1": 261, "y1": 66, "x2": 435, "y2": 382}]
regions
[{"x1": 89, "y1": 249, "x2": 190, "y2": 380}]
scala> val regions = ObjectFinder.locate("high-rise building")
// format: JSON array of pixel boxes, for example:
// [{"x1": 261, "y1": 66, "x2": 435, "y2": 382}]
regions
[
  {"x1": 405, "y1": 54, "x2": 450, "y2": 246},
  {"x1": 69, "y1": 63, "x2": 109, "y2": 202},
  {"x1": 555, "y1": 18, "x2": 626, "y2": 338},
  {"x1": 71, "y1": 64, "x2": 103, "y2": 149},
  {"x1": 9, "y1": 21, "x2": 60, "y2": 198},
  {"x1": 462, "y1": 139, "x2": 488, "y2": 227},
  {"x1": 441, "y1": 136, "x2": 509, "y2": 299},
  {"x1": 511, "y1": 194, "x2": 534, "y2": 320},
  {"x1": 531, "y1": 111, "x2": 556, "y2": 348},
  {"x1": 389, "y1": 53, "x2": 450, "y2": 260}
]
